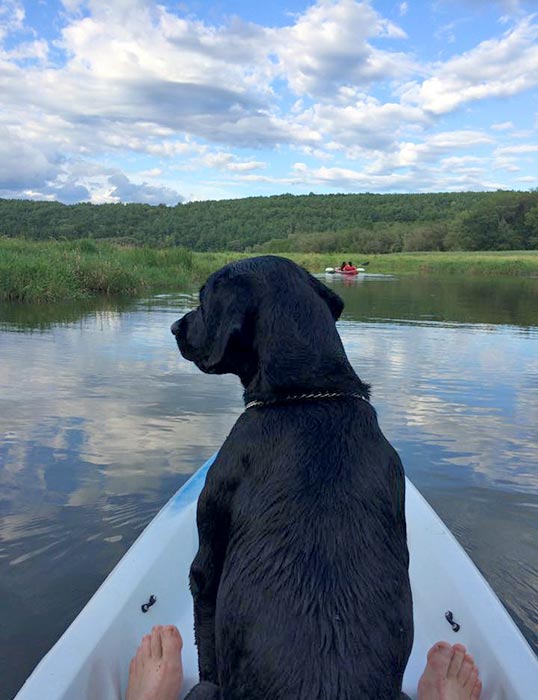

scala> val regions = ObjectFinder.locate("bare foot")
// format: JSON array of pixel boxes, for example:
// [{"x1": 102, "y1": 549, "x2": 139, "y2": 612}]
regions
[
  {"x1": 417, "y1": 641, "x2": 482, "y2": 700},
  {"x1": 126, "y1": 625, "x2": 184, "y2": 700}
]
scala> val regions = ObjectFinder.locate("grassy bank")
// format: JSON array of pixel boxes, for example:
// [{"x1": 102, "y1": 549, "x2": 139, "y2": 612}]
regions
[
  {"x1": 0, "y1": 239, "x2": 240, "y2": 303},
  {"x1": 1, "y1": 238, "x2": 538, "y2": 303},
  {"x1": 300, "y1": 250, "x2": 538, "y2": 277}
]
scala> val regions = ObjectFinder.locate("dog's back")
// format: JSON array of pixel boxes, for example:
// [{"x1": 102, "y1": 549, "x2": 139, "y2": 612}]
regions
[{"x1": 212, "y1": 397, "x2": 413, "y2": 700}]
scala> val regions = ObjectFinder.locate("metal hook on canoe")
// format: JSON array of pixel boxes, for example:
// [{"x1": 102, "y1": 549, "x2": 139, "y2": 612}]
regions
[
  {"x1": 445, "y1": 610, "x2": 460, "y2": 632},
  {"x1": 141, "y1": 595, "x2": 157, "y2": 613}
]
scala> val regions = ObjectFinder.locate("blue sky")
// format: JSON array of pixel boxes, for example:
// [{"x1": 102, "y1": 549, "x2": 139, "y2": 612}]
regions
[{"x1": 1, "y1": 0, "x2": 537, "y2": 204}]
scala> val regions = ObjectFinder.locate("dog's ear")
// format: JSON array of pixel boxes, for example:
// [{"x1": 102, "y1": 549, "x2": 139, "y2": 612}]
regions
[
  {"x1": 306, "y1": 274, "x2": 344, "y2": 320},
  {"x1": 203, "y1": 277, "x2": 253, "y2": 374}
]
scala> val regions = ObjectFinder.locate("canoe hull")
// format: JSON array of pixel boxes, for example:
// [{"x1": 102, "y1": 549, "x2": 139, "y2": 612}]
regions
[{"x1": 15, "y1": 455, "x2": 538, "y2": 700}]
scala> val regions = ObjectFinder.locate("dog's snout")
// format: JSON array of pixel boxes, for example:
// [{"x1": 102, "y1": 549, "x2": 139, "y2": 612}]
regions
[{"x1": 171, "y1": 319, "x2": 181, "y2": 336}]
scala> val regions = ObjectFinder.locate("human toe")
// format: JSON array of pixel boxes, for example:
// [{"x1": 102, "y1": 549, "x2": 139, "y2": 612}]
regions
[
  {"x1": 458, "y1": 653, "x2": 475, "y2": 687},
  {"x1": 161, "y1": 625, "x2": 183, "y2": 654},
  {"x1": 471, "y1": 677, "x2": 482, "y2": 699},
  {"x1": 150, "y1": 626, "x2": 164, "y2": 659},
  {"x1": 140, "y1": 634, "x2": 151, "y2": 660},
  {"x1": 447, "y1": 643, "x2": 467, "y2": 679},
  {"x1": 425, "y1": 641, "x2": 453, "y2": 675}
]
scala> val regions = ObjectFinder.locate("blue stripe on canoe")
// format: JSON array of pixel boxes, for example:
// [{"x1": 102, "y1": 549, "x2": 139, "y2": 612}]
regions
[{"x1": 167, "y1": 452, "x2": 218, "y2": 511}]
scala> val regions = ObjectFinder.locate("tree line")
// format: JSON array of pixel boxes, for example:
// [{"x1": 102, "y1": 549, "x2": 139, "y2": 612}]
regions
[{"x1": 1, "y1": 190, "x2": 537, "y2": 253}]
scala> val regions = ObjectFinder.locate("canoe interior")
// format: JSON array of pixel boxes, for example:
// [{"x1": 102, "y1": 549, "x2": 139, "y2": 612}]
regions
[{"x1": 15, "y1": 454, "x2": 538, "y2": 700}]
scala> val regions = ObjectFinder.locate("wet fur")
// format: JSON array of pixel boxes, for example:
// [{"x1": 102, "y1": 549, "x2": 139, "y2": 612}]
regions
[{"x1": 171, "y1": 256, "x2": 413, "y2": 700}]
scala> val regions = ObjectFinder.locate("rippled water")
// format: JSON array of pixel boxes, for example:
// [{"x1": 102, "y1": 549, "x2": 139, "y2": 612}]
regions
[{"x1": 1, "y1": 274, "x2": 538, "y2": 699}]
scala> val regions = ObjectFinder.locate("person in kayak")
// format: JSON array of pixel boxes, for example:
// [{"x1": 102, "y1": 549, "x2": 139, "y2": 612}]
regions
[
  {"x1": 343, "y1": 261, "x2": 356, "y2": 271},
  {"x1": 125, "y1": 627, "x2": 482, "y2": 700}
]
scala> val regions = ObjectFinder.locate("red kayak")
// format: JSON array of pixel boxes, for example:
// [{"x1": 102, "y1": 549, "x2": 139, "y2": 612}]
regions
[{"x1": 335, "y1": 267, "x2": 359, "y2": 276}]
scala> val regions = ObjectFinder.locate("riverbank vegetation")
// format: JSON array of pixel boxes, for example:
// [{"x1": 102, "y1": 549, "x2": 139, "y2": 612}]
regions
[
  {"x1": 2, "y1": 238, "x2": 538, "y2": 303},
  {"x1": 2, "y1": 189, "x2": 538, "y2": 253},
  {"x1": 0, "y1": 238, "x2": 237, "y2": 303}
]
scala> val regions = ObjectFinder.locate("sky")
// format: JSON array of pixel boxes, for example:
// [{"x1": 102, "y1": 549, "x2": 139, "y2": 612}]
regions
[{"x1": 1, "y1": 0, "x2": 538, "y2": 205}]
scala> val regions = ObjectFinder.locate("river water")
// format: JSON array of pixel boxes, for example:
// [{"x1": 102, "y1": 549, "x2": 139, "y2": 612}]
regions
[{"x1": 1, "y1": 273, "x2": 538, "y2": 699}]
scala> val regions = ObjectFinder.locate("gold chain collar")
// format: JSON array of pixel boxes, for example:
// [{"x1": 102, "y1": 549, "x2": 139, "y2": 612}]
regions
[{"x1": 245, "y1": 391, "x2": 367, "y2": 410}]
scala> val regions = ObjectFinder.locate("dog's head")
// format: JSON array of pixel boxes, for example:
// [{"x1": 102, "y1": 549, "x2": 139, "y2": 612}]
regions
[{"x1": 171, "y1": 256, "x2": 367, "y2": 401}]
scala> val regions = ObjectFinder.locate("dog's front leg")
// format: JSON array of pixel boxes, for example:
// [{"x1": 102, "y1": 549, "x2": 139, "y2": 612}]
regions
[
  {"x1": 190, "y1": 462, "x2": 233, "y2": 687},
  {"x1": 190, "y1": 542, "x2": 221, "y2": 683}
]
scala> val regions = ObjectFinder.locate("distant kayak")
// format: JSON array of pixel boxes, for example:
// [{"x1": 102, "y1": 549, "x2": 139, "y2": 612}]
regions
[
  {"x1": 325, "y1": 262, "x2": 368, "y2": 275},
  {"x1": 325, "y1": 267, "x2": 363, "y2": 275}
]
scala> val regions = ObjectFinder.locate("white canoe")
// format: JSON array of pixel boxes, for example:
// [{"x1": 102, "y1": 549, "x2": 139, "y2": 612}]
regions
[{"x1": 15, "y1": 453, "x2": 538, "y2": 700}]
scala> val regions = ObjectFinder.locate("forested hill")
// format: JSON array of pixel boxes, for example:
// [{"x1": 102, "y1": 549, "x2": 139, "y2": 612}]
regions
[{"x1": 1, "y1": 190, "x2": 538, "y2": 253}]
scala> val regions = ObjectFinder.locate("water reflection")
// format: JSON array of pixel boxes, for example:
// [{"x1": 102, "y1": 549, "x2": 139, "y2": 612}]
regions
[
  {"x1": 1, "y1": 274, "x2": 537, "y2": 698},
  {"x1": 326, "y1": 273, "x2": 538, "y2": 328},
  {"x1": 342, "y1": 320, "x2": 538, "y2": 492},
  {"x1": 0, "y1": 296, "x2": 137, "y2": 332}
]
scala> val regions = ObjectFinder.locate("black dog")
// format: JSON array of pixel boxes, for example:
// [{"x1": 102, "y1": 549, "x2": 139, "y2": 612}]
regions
[{"x1": 171, "y1": 256, "x2": 413, "y2": 700}]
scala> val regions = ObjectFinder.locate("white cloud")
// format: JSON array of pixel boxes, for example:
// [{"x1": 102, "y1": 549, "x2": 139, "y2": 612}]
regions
[
  {"x1": 227, "y1": 161, "x2": 266, "y2": 172},
  {"x1": 495, "y1": 143, "x2": 538, "y2": 155},
  {"x1": 0, "y1": 0, "x2": 537, "y2": 202},
  {"x1": 138, "y1": 168, "x2": 163, "y2": 178},
  {"x1": 439, "y1": 155, "x2": 485, "y2": 178},
  {"x1": 436, "y1": 0, "x2": 527, "y2": 17},
  {"x1": 107, "y1": 173, "x2": 184, "y2": 205},
  {"x1": 57, "y1": 0, "x2": 275, "y2": 100},
  {"x1": 290, "y1": 161, "x2": 499, "y2": 192},
  {"x1": 0, "y1": 0, "x2": 25, "y2": 42},
  {"x1": 59, "y1": 0, "x2": 86, "y2": 12},
  {"x1": 367, "y1": 130, "x2": 494, "y2": 175},
  {"x1": 145, "y1": 140, "x2": 206, "y2": 158},
  {"x1": 267, "y1": 122, "x2": 505, "y2": 193},
  {"x1": 0, "y1": 0, "x2": 296, "y2": 200},
  {"x1": 0, "y1": 126, "x2": 59, "y2": 189},
  {"x1": 491, "y1": 121, "x2": 514, "y2": 131},
  {"x1": 0, "y1": 0, "x2": 290, "y2": 158},
  {"x1": 402, "y1": 16, "x2": 538, "y2": 114},
  {"x1": 200, "y1": 152, "x2": 266, "y2": 172},
  {"x1": 274, "y1": 0, "x2": 413, "y2": 98},
  {"x1": 296, "y1": 97, "x2": 429, "y2": 152},
  {"x1": 3, "y1": 38, "x2": 49, "y2": 62}
]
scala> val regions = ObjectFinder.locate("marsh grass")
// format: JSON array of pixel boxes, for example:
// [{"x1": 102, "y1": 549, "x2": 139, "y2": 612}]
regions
[
  {"x1": 0, "y1": 239, "x2": 244, "y2": 302},
  {"x1": 2, "y1": 238, "x2": 538, "y2": 303},
  {"x1": 355, "y1": 250, "x2": 538, "y2": 276},
  {"x1": 1, "y1": 239, "x2": 141, "y2": 302}
]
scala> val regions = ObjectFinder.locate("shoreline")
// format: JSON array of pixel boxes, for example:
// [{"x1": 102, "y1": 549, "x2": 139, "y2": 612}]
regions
[{"x1": 2, "y1": 239, "x2": 538, "y2": 303}]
